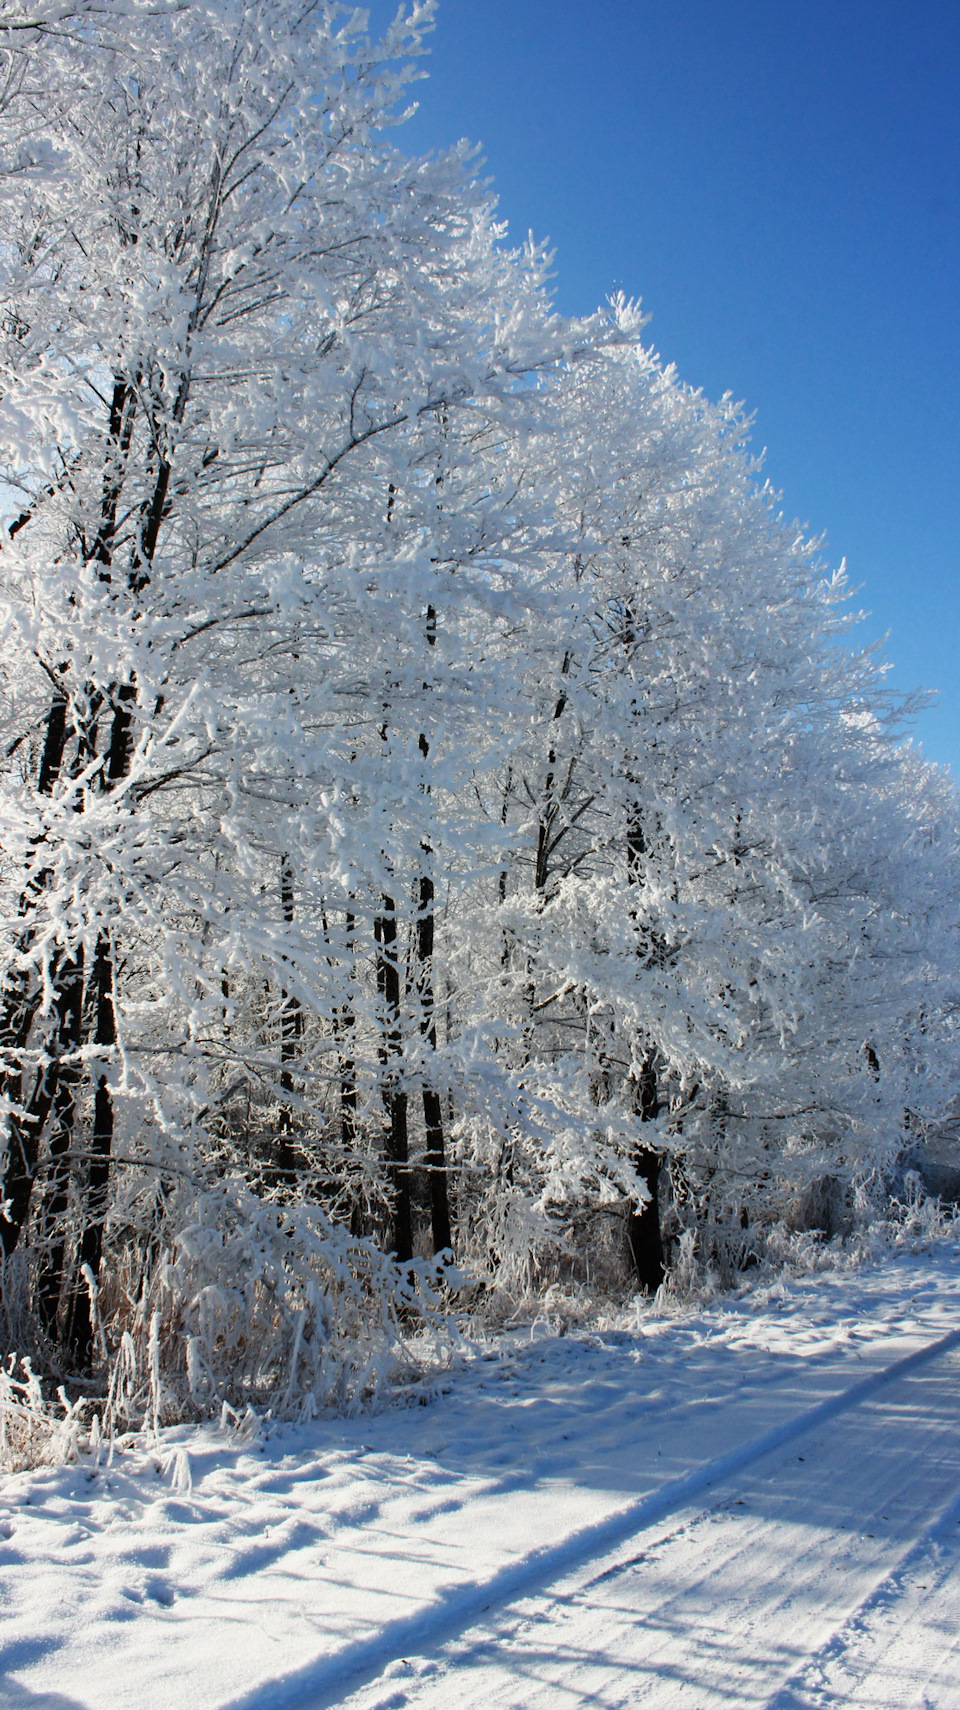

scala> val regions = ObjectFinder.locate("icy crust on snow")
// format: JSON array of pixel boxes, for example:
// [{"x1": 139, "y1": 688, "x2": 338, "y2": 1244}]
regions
[{"x1": 2, "y1": 1246, "x2": 960, "y2": 1710}]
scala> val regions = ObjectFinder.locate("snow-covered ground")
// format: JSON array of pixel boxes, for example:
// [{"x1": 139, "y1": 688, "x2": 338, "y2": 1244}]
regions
[{"x1": 4, "y1": 1244, "x2": 960, "y2": 1710}]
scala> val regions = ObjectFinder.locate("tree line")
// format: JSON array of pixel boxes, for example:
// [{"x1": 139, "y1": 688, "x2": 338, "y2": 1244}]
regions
[{"x1": 0, "y1": 0, "x2": 955, "y2": 1407}]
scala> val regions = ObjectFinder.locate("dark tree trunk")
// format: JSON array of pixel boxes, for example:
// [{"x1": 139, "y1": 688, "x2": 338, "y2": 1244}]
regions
[
  {"x1": 338, "y1": 910, "x2": 358, "y2": 1152},
  {"x1": 624, "y1": 758, "x2": 668, "y2": 1294},
  {"x1": 62, "y1": 932, "x2": 116, "y2": 1372},
  {"x1": 36, "y1": 691, "x2": 70, "y2": 797},
  {"x1": 626, "y1": 1056, "x2": 665, "y2": 1295},
  {"x1": 36, "y1": 948, "x2": 85, "y2": 1338},
  {"x1": 628, "y1": 1151, "x2": 664, "y2": 1294},
  {"x1": 1, "y1": 1049, "x2": 59, "y2": 1262},
  {"x1": 375, "y1": 897, "x2": 412, "y2": 1262},
  {"x1": 533, "y1": 667, "x2": 571, "y2": 897},
  {"x1": 321, "y1": 898, "x2": 358, "y2": 1162},
  {"x1": 37, "y1": 682, "x2": 106, "y2": 1335},
  {"x1": 414, "y1": 626, "x2": 452, "y2": 1256},
  {"x1": 274, "y1": 852, "x2": 303, "y2": 1183},
  {"x1": 0, "y1": 687, "x2": 74, "y2": 1259},
  {"x1": 417, "y1": 870, "x2": 451, "y2": 1254},
  {"x1": 0, "y1": 964, "x2": 50, "y2": 1260}
]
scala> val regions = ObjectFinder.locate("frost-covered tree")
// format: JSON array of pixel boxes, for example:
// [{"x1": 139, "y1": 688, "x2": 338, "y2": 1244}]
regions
[
  {"x1": 0, "y1": 0, "x2": 592, "y2": 1375},
  {"x1": 460, "y1": 337, "x2": 960, "y2": 1291}
]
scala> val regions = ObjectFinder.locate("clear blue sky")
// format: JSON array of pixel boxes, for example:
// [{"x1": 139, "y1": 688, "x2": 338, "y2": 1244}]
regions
[{"x1": 376, "y1": 0, "x2": 960, "y2": 774}]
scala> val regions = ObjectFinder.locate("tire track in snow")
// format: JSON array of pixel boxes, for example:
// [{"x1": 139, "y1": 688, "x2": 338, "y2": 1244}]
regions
[
  {"x1": 221, "y1": 1323, "x2": 960, "y2": 1710},
  {"x1": 765, "y1": 1483, "x2": 960, "y2": 1708}
]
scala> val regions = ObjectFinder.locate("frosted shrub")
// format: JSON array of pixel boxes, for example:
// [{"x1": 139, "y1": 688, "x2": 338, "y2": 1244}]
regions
[
  {"x1": 852, "y1": 1173, "x2": 960, "y2": 1260},
  {"x1": 0, "y1": 1356, "x2": 89, "y2": 1472},
  {"x1": 97, "y1": 1179, "x2": 456, "y2": 1427},
  {"x1": 0, "y1": 1177, "x2": 459, "y2": 1467}
]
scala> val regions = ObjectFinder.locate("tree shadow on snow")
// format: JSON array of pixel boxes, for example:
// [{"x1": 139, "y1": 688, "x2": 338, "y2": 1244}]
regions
[{"x1": 0, "y1": 1680, "x2": 90, "y2": 1710}]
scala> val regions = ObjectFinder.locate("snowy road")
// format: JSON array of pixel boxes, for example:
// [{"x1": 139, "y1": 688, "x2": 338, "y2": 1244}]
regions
[
  {"x1": 3, "y1": 1248, "x2": 960, "y2": 1710},
  {"x1": 320, "y1": 1330, "x2": 960, "y2": 1710}
]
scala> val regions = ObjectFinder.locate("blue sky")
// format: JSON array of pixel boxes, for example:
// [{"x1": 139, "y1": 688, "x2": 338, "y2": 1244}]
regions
[{"x1": 379, "y1": 0, "x2": 960, "y2": 774}]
